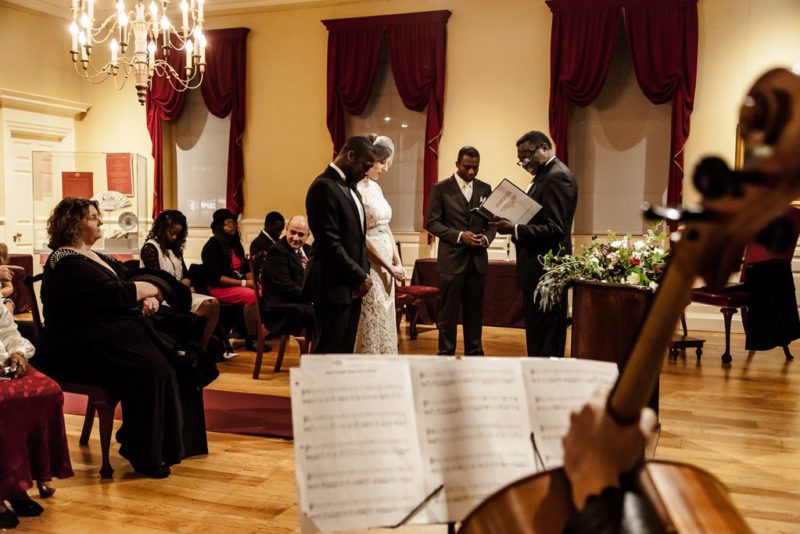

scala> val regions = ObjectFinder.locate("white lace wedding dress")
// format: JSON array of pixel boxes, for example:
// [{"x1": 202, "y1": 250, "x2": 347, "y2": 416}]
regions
[{"x1": 354, "y1": 178, "x2": 398, "y2": 354}]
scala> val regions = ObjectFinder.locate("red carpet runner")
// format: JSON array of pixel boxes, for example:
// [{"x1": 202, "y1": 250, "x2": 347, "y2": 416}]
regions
[{"x1": 63, "y1": 389, "x2": 293, "y2": 439}]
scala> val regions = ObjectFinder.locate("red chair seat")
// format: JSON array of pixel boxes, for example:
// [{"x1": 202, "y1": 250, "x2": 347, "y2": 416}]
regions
[
  {"x1": 692, "y1": 285, "x2": 750, "y2": 308},
  {"x1": 397, "y1": 285, "x2": 439, "y2": 297}
]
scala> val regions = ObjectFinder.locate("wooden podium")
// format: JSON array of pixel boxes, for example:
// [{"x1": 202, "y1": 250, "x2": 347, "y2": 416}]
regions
[{"x1": 570, "y1": 280, "x2": 659, "y2": 413}]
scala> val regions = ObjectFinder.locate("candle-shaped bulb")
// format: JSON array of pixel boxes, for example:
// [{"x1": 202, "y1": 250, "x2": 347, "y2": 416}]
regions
[
  {"x1": 185, "y1": 39, "x2": 194, "y2": 65},
  {"x1": 80, "y1": 11, "x2": 90, "y2": 28},
  {"x1": 181, "y1": 0, "x2": 189, "y2": 29},
  {"x1": 197, "y1": 0, "x2": 204, "y2": 20},
  {"x1": 70, "y1": 21, "x2": 79, "y2": 52},
  {"x1": 87, "y1": 0, "x2": 94, "y2": 20},
  {"x1": 110, "y1": 38, "x2": 119, "y2": 64},
  {"x1": 149, "y1": 1, "x2": 158, "y2": 16},
  {"x1": 116, "y1": 0, "x2": 125, "y2": 13},
  {"x1": 199, "y1": 32, "x2": 206, "y2": 64},
  {"x1": 119, "y1": 11, "x2": 128, "y2": 26},
  {"x1": 161, "y1": 14, "x2": 170, "y2": 31}
]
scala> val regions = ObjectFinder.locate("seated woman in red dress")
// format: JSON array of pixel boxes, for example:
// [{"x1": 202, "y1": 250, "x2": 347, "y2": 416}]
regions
[
  {"x1": 0, "y1": 271, "x2": 73, "y2": 529},
  {"x1": 200, "y1": 209, "x2": 258, "y2": 349}
]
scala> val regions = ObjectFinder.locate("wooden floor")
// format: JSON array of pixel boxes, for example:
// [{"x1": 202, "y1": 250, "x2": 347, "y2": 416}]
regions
[{"x1": 14, "y1": 323, "x2": 800, "y2": 533}]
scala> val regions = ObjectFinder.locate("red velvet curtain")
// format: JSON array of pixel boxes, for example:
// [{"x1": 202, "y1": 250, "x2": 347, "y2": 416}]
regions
[
  {"x1": 323, "y1": 11, "x2": 451, "y2": 219},
  {"x1": 546, "y1": 0, "x2": 698, "y2": 208},
  {"x1": 146, "y1": 43, "x2": 188, "y2": 218},
  {"x1": 387, "y1": 15, "x2": 448, "y2": 218},
  {"x1": 547, "y1": 0, "x2": 620, "y2": 165},
  {"x1": 324, "y1": 24, "x2": 384, "y2": 154},
  {"x1": 625, "y1": 0, "x2": 698, "y2": 206},
  {"x1": 200, "y1": 27, "x2": 250, "y2": 215},
  {"x1": 146, "y1": 28, "x2": 249, "y2": 218}
]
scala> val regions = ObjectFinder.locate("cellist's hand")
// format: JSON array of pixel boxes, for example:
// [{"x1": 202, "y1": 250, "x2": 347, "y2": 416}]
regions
[{"x1": 562, "y1": 388, "x2": 657, "y2": 510}]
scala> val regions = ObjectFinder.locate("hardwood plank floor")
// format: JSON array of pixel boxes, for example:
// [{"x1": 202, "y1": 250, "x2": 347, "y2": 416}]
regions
[{"x1": 14, "y1": 324, "x2": 800, "y2": 533}]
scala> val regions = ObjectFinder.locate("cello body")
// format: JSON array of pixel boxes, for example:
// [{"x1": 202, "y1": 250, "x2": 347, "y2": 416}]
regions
[{"x1": 459, "y1": 462, "x2": 751, "y2": 533}]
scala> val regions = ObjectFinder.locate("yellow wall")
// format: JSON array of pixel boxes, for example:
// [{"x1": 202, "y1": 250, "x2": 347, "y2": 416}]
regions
[
  {"x1": 205, "y1": 0, "x2": 550, "y2": 222},
  {"x1": 3, "y1": 0, "x2": 800, "y2": 223}
]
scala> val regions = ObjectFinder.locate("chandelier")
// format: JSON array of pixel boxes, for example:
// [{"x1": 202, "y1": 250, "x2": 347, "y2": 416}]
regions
[{"x1": 69, "y1": 0, "x2": 207, "y2": 105}]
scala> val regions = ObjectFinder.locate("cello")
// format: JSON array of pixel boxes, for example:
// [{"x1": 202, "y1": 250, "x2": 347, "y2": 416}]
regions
[{"x1": 458, "y1": 68, "x2": 800, "y2": 533}]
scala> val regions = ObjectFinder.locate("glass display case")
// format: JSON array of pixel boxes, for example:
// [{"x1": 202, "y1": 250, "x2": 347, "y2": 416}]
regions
[{"x1": 31, "y1": 152, "x2": 148, "y2": 254}]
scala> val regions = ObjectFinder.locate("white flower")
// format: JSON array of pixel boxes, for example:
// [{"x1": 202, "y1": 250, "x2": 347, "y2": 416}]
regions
[
  {"x1": 610, "y1": 240, "x2": 625, "y2": 248},
  {"x1": 626, "y1": 272, "x2": 641, "y2": 285},
  {"x1": 649, "y1": 281, "x2": 658, "y2": 290},
  {"x1": 633, "y1": 240, "x2": 645, "y2": 251}
]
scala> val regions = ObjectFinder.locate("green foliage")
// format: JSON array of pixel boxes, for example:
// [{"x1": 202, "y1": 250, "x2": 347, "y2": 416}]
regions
[{"x1": 534, "y1": 223, "x2": 669, "y2": 312}]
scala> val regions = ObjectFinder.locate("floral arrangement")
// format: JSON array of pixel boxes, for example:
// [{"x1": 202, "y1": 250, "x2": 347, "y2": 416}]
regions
[{"x1": 534, "y1": 224, "x2": 669, "y2": 312}]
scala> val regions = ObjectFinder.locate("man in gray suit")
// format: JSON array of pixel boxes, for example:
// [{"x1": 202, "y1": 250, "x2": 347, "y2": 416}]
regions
[{"x1": 426, "y1": 146, "x2": 496, "y2": 355}]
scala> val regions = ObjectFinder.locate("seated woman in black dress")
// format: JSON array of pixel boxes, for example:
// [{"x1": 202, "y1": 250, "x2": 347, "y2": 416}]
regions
[
  {"x1": 35, "y1": 198, "x2": 183, "y2": 478},
  {"x1": 141, "y1": 210, "x2": 220, "y2": 349},
  {"x1": 201, "y1": 209, "x2": 257, "y2": 348}
]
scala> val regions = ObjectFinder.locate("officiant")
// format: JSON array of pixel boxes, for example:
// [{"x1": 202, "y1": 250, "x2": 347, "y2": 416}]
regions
[{"x1": 492, "y1": 131, "x2": 578, "y2": 357}]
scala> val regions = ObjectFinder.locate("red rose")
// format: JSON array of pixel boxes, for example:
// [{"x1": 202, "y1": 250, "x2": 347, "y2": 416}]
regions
[{"x1": 630, "y1": 258, "x2": 640, "y2": 266}]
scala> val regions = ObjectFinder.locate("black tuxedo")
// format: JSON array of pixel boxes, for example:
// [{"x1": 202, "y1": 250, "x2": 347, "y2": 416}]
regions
[
  {"x1": 513, "y1": 157, "x2": 578, "y2": 356},
  {"x1": 260, "y1": 238, "x2": 314, "y2": 336},
  {"x1": 305, "y1": 164, "x2": 369, "y2": 353},
  {"x1": 249, "y1": 230, "x2": 278, "y2": 258},
  {"x1": 425, "y1": 175, "x2": 496, "y2": 355}
]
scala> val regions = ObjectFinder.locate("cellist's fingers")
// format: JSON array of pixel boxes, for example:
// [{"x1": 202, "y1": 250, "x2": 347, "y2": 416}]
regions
[{"x1": 639, "y1": 407, "x2": 658, "y2": 438}]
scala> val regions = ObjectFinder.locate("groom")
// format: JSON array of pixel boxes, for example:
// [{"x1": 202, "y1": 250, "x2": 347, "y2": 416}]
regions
[{"x1": 305, "y1": 136, "x2": 376, "y2": 354}]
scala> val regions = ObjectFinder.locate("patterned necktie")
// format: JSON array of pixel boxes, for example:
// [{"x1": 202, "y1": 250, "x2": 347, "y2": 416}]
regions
[{"x1": 297, "y1": 249, "x2": 308, "y2": 269}]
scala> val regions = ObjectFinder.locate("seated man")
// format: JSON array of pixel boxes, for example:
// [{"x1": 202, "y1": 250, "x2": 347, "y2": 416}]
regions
[
  {"x1": 260, "y1": 215, "x2": 315, "y2": 337},
  {"x1": 250, "y1": 211, "x2": 285, "y2": 257}
]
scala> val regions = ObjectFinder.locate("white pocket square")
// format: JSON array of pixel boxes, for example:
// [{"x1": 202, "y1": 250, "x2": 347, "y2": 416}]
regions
[{"x1": 479, "y1": 196, "x2": 487, "y2": 203}]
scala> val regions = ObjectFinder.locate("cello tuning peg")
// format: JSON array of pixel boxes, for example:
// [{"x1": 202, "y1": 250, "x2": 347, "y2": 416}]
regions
[{"x1": 642, "y1": 203, "x2": 714, "y2": 223}]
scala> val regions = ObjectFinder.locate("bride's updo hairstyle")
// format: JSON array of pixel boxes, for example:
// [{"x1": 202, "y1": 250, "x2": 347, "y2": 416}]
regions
[{"x1": 368, "y1": 133, "x2": 395, "y2": 170}]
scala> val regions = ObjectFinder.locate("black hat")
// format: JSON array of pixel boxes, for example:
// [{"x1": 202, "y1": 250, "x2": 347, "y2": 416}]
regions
[
  {"x1": 211, "y1": 208, "x2": 237, "y2": 230},
  {"x1": 126, "y1": 268, "x2": 192, "y2": 313}
]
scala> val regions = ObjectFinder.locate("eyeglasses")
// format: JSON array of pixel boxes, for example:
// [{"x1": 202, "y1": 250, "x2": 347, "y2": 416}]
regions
[{"x1": 517, "y1": 144, "x2": 548, "y2": 165}]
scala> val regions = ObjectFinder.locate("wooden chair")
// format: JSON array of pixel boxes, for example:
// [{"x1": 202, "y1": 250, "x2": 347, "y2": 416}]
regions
[
  {"x1": 24, "y1": 274, "x2": 118, "y2": 479},
  {"x1": 689, "y1": 285, "x2": 750, "y2": 364},
  {"x1": 394, "y1": 242, "x2": 439, "y2": 340},
  {"x1": 249, "y1": 253, "x2": 310, "y2": 378}
]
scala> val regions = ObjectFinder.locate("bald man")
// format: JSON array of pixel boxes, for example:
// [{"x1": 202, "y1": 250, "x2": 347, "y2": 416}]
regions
[{"x1": 259, "y1": 216, "x2": 315, "y2": 337}]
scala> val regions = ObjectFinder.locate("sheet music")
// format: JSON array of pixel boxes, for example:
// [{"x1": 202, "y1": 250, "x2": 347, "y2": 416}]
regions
[
  {"x1": 291, "y1": 360, "x2": 427, "y2": 533},
  {"x1": 521, "y1": 358, "x2": 618, "y2": 470},
  {"x1": 408, "y1": 358, "x2": 536, "y2": 522},
  {"x1": 473, "y1": 178, "x2": 542, "y2": 226}
]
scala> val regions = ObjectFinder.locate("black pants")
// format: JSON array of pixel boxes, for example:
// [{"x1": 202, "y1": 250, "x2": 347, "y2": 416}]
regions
[
  {"x1": 437, "y1": 261, "x2": 485, "y2": 355},
  {"x1": 523, "y1": 290, "x2": 568, "y2": 357},
  {"x1": 312, "y1": 300, "x2": 362, "y2": 354}
]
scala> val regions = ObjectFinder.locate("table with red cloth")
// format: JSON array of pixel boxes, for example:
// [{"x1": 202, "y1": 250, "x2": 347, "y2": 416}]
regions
[
  {"x1": 8, "y1": 253, "x2": 33, "y2": 314},
  {"x1": 410, "y1": 258, "x2": 524, "y2": 328},
  {"x1": 0, "y1": 367, "x2": 73, "y2": 499}
]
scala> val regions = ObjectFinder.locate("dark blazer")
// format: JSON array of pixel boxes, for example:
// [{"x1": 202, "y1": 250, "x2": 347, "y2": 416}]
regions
[
  {"x1": 261, "y1": 238, "x2": 311, "y2": 307},
  {"x1": 426, "y1": 175, "x2": 497, "y2": 275},
  {"x1": 514, "y1": 157, "x2": 578, "y2": 291},
  {"x1": 200, "y1": 236, "x2": 249, "y2": 288},
  {"x1": 305, "y1": 165, "x2": 369, "y2": 304},
  {"x1": 249, "y1": 231, "x2": 278, "y2": 258}
]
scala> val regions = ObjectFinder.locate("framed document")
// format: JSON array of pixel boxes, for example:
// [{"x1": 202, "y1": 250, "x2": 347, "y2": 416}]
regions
[
  {"x1": 61, "y1": 171, "x2": 94, "y2": 199},
  {"x1": 106, "y1": 153, "x2": 133, "y2": 195},
  {"x1": 471, "y1": 178, "x2": 542, "y2": 226}
]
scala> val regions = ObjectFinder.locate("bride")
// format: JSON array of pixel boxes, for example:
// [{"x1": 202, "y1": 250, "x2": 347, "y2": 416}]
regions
[{"x1": 354, "y1": 134, "x2": 406, "y2": 354}]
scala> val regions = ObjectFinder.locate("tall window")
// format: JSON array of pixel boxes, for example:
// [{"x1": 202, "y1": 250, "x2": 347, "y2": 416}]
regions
[
  {"x1": 568, "y1": 29, "x2": 670, "y2": 235},
  {"x1": 173, "y1": 89, "x2": 230, "y2": 227},
  {"x1": 346, "y1": 43, "x2": 426, "y2": 231}
]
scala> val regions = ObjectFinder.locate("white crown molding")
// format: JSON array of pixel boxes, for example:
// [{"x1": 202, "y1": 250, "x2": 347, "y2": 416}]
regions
[
  {"x1": 0, "y1": 89, "x2": 91, "y2": 119},
  {"x1": 3, "y1": 0, "x2": 373, "y2": 19}
]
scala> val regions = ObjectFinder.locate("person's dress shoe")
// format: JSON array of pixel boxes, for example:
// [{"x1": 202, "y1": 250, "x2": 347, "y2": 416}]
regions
[
  {"x1": 7, "y1": 496, "x2": 43, "y2": 517},
  {"x1": 0, "y1": 508, "x2": 19, "y2": 529},
  {"x1": 244, "y1": 338, "x2": 270, "y2": 352},
  {"x1": 135, "y1": 464, "x2": 171, "y2": 479}
]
